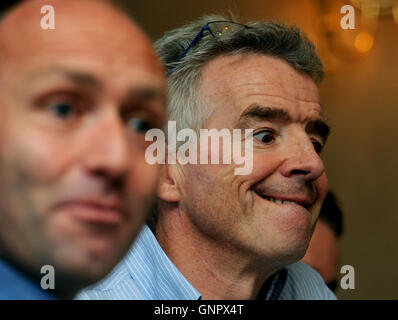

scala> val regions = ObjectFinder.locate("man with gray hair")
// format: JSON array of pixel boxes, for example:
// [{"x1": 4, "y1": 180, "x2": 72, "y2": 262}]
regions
[{"x1": 79, "y1": 15, "x2": 335, "y2": 300}]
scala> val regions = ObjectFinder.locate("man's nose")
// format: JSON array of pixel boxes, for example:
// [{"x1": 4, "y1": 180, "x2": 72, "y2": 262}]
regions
[
  {"x1": 81, "y1": 111, "x2": 130, "y2": 180},
  {"x1": 279, "y1": 137, "x2": 325, "y2": 182}
]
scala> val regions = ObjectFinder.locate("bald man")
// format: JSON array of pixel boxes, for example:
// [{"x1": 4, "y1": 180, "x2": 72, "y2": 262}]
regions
[{"x1": 0, "y1": 0, "x2": 166, "y2": 299}]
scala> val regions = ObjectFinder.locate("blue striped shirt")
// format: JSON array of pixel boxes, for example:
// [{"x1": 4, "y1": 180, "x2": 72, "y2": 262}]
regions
[{"x1": 76, "y1": 225, "x2": 336, "y2": 300}]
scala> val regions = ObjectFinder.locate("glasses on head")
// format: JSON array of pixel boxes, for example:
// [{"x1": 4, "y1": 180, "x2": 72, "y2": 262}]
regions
[{"x1": 167, "y1": 20, "x2": 251, "y2": 76}]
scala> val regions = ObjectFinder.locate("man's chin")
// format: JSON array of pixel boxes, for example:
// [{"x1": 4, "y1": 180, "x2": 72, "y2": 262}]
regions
[
  {"x1": 49, "y1": 242, "x2": 125, "y2": 287},
  {"x1": 259, "y1": 234, "x2": 311, "y2": 266},
  {"x1": 48, "y1": 265, "x2": 109, "y2": 297},
  {"x1": 280, "y1": 241, "x2": 311, "y2": 265},
  {"x1": 54, "y1": 256, "x2": 119, "y2": 292}
]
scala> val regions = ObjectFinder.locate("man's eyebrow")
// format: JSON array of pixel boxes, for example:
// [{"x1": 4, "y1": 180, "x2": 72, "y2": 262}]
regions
[
  {"x1": 120, "y1": 87, "x2": 166, "y2": 116},
  {"x1": 28, "y1": 67, "x2": 165, "y2": 102},
  {"x1": 306, "y1": 119, "x2": 330, "y2": 144},
  {"x1": 125, "y1": 87, "x2": 165, "y2": 101},
  {"x1": 64, "y1": 71, "x2": 102, "y2": 88},
  {"x1": 27, "y1": 67, "x2": 102, "y2": 88},
  {"x1": 238, "y1": 104, "x2": 292, "y2": 125},
  {"x1": 238, "y1": 104, "x2": 331, "y2": 143}
]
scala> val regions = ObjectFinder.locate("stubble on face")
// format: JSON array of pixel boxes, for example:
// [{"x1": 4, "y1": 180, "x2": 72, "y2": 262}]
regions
[
  {"x1": 0, "y1": 0, "x2": 165, "y2": 291},
  {"x1": 174, "y1": 54, "x2": 328, "y2": 267}
]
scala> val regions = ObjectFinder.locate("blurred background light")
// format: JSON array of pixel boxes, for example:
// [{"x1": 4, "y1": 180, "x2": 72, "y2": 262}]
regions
[{"x1": 354, "y1": 31, "x2": 374, "y2": 52}]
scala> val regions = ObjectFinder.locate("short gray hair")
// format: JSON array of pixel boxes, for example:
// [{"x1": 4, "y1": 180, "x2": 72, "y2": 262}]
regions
[
  {"x1": 154, "y1": 14, "x2": 324, "y2": 140},
  {"x1": 148, "y1": 14, "x2": 324, "y2": 230}
]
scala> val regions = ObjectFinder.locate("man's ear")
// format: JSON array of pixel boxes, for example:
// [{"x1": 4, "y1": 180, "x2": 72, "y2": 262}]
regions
[{"x1": 157, "y1": 164, "x2": 180, "y2": 202}]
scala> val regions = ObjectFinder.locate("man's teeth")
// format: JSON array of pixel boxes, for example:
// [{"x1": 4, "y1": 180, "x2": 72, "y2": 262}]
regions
[{"x1": 264, "y1": 196, "x2": 297, "y2": 205}]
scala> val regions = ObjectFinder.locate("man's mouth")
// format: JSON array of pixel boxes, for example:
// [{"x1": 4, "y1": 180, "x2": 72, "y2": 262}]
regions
[
  {"x1": 54, "y1": 198, "x2": 127, "y2": 226},
  {"x1": 253, "y1": 190, "x2": 313, "y2": 209},
  {"x1": 261, "y1": 196, "x2": 299, "y2": 206}
]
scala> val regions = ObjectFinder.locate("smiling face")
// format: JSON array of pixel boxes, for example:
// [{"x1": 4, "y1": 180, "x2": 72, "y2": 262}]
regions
[
  {"x1": 177, "y1": 54, "x2": 329, "y2": 267},
  {"x1": 0, "y1": 0, "x2": 165, "y2": 293}
]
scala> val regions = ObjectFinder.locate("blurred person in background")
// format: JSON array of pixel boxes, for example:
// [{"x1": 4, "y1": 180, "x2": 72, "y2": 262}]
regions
[
  {"x1": 0, "y1": 0, "x2": 166, "y2": 299},
  {"x1": 302, "y1": 191, "x2": 344, "y2": 292}
]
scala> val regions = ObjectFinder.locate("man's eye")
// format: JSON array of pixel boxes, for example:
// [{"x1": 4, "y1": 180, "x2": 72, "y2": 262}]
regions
[
  {"x1": 253, "y1": 129, "x2": 276, "y2": 144},
  {"x1": 127, "y1": 117, "x2": 152, "y2": 134},
  {"x1": 312, "y1": 140, "x2": 323, "y2": 154},
  {"x1": 49, "y1": 102, "x2": 74, "y2": 118}
]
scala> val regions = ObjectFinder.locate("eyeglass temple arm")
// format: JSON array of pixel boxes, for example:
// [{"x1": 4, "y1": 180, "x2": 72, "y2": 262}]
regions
[{"x1": 167, "y1": 25, "x2": 210, "y2": 76}]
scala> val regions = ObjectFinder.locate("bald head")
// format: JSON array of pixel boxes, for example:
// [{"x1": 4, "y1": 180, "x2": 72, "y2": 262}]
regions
[
  {"x1": 0, "y1": 0, "x2": 163, "y2": 76},
  {"x1": 1, "y1": 0, "x2": 140, "y2": 34},
  {"x1": 0, "y1": 0, "x2": 166, "y2": 298}
]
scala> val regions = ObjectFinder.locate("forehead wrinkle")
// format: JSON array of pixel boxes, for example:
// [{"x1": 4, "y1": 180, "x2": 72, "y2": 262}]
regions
[
  {"x1": 215, "y1": 61, "x2": 319, "y2": 98},
  {"x1": 236, "y1": 86, "x2": 321, "y2": 106},
  {"x1": 219, "y1": 79, "x2": 321, "y2": 113},
  {"x1": 200, "y1": 54, "x2": 323, "y2": 129}
]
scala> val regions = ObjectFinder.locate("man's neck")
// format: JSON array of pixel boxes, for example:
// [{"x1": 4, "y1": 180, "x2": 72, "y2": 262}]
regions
[{"x1": 155, "y1": 210, "x2": 280, "y2": 300}]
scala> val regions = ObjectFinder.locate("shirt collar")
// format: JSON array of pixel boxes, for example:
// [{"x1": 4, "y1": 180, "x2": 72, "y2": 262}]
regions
[{"x1": 122, "y1": 225, "x2": 287, "y2": 300}]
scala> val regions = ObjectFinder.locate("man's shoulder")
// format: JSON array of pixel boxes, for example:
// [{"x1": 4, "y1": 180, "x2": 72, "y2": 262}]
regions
[
  {"x1": 279, "y1": 261, "x2": 337, "y2": 300},
  {"x1": 0, "y1": 260, "x2": 55, "y2": 300}
]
